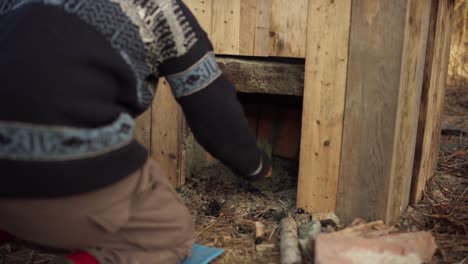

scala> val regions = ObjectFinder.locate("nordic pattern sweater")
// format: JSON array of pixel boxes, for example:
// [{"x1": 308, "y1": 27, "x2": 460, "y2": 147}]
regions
[{"x1": 0, "y1": 0, "x2": 271, "y2": 198}]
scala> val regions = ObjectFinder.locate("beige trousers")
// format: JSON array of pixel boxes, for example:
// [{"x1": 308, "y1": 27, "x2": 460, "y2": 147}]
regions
[{"x1": 0, "y1": 158, "x2": 195, "y2": 264}]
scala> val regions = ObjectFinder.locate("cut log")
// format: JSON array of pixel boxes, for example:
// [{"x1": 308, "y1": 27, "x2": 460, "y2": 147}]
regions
[
  {"x1": 256, "y1": 243, "x2": 276, "y2": 253},
  {"x1": 298, "y1": 220, "x2": 321, "y2": 261},
  {"x1": 280, "y1": 217, "x2": 301, "y2": 264},
  {"x1": 217, "y1": 57, "x2": 304, "y2": 96}
]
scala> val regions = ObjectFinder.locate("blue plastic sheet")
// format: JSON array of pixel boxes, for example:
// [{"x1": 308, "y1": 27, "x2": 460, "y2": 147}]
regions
[{"x1": 182, "y1": 244, "x2": 224, "y2": 264}]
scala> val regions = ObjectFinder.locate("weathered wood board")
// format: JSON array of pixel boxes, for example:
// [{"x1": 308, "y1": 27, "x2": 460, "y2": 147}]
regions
[
  {"x1": 386, "y1": 0, "x2": 433, "y2": 224},
  {"x1": 217, "y1": 57, "x2": 304, "y2": 96},
  {"x1": 336, "y1": 0, "x2": 433, "y2": 225},
  {"x1": 411, "y1": 0, "x2": 455, "y2": 204}
]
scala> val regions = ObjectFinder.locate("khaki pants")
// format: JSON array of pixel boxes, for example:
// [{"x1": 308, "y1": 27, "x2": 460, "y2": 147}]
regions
[{"x1": 0, "y1": 158, "x2": 195, "y2": 264}]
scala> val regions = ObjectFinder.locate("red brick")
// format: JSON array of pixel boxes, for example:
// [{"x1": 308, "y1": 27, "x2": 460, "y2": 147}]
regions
[
  {"x1": 257, "y1": 104, "x2": 276, "y2": 141},
  {"x1": 273, "y1": 107, "x2": 302, "y2": 159},
  {"x1": 243, "y1": 104, "x2": 259, "y2": 135},
  {"x1": 315, "y1": 231, "x2": 437, "y2": 264},
  {"x1": 0, "y1": 230, "x2": 13, "y2": 242},
  {"x1": 256, "y1": 104, "x2": 276, "y2": 156}
]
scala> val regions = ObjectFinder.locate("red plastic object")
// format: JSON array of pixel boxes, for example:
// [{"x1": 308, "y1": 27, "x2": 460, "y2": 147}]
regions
[
  {"x1": 66, "y1": 251, "x2": 99, "y2": 264},
  {"x1": 0, "y1": 230, "x2": 13, "y2": 242}
]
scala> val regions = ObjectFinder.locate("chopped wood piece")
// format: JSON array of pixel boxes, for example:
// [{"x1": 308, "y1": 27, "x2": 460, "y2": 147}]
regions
[
  {"x1": 256, "y1": 243, "x2": 276, "y2": 253},
  {"x1": 255, "y1": 221, "x2": 265, "y2": 242},
  {"x1": 337, "y1": 220, "x2": 398, "y2": 238},
  {"x1": 298, "y1": 220, "x2": 322, "y2": 241},
  {"x1": 280, "y1": 217, "x2": 301, "y2": 264},
  {"x1": 298, "y1": 220, "x2": 321, "y2": 261}
]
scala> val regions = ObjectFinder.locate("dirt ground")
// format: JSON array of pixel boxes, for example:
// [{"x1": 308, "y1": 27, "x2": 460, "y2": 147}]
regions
[
  {"x1": 399, "y1": 138, "x2": 468, "y2": 263},
  {"x1": 176, "y1": 84, "x2": 467, "y2": 264},
  {"x1": 180, "y1": 141, "x2": 467, "y2": 264},
  {"x1": 178, "y1": 157, "x2": 298, "y2": 264},
  {"x1": 398, "y1": 146, "x2": 468, "y2": 264}
]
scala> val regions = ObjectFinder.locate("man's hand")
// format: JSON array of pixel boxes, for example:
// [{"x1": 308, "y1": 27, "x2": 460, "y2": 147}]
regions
[{"x1": 266, "y1": 166, "x2": 272, "y2": 178}]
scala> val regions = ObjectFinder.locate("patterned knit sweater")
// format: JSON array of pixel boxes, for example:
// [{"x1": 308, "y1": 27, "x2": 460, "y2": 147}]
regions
[{"x1": 0, "y1": 0, "x2": 271, "y2": 198}]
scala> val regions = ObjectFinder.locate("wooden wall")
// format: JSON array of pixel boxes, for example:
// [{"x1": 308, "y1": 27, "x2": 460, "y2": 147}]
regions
[
  {"x1": 134, "y1": 0, "x2": 454, "y2": 225},
  {"x1": 184, "y1": 0, "x2": 308, "y2": 58},
  {"x1": 297, "y1": 0, "x2": 452, "y2": 225}
]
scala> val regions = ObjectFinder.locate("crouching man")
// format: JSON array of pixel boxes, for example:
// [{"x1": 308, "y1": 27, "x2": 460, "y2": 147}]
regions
[{"x1": 0, "y1": 0, "x2": 271, "y2": 263}]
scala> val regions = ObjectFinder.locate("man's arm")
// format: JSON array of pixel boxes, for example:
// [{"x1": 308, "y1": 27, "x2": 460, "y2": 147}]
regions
[{"x1": 157, "y1": 0, "x2": 271, "y2": 180}]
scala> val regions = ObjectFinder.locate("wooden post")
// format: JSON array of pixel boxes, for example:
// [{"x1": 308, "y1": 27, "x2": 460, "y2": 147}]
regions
[
  {"x1": 411, "y1": 0, "x2": 455, "y2": 204},
  {"x1": 336, "y1": 0, "x2": 432, "y2": 225},
  {"x1": 296, "y1": 0, "x2": 352, "y2": 219},
  {"x1": 279, "y1": 217, "x2": 302, "y2": 264}
]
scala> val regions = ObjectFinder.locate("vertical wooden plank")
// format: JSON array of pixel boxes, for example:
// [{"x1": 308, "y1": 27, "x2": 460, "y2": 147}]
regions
[
  {"x1": 296, "y1": 0, "x2": 352, "y2": 218},
  {"x1": 184, "y1": 0, "x2": 213, "y2": 36},
  {"x1": 134, "y1": 108, "x2": 152, "y2": 151},
  {"x1": 239, "y1": 0, "x2": 257, "y2": 55},
  {"x1": 337, "y1": 0, "x2": 408, "y2": 224},
  {"x1": 151, "y1": 78, "x2": 185, "y2": 187},
  {"x1": 411, "y1": 0, "x2": 455, "y2": 204},
  {"x1": 336, "y1": 0, "x2": 433, "y2": 225},
  {"x1": 268, "y1": 0, "x2": 308, "y2": 58},
  {"x1": 386, "y1": 0, "x2": 432, "y2": 225},
  {"x1": 254, "y1": 0, "x2": 270, "y2": 56},
  {"x1": 211, "y1": 0, "x2": 241, "y2": 55}
]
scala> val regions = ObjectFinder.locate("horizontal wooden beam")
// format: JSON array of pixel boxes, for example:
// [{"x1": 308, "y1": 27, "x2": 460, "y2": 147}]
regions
[{"x1": 217, "y1": 57, "x2": 304, "y2": 96}]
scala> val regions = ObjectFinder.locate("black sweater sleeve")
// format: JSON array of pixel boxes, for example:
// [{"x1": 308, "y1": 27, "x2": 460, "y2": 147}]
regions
[{"x1": 158, "y1": 0, "x2": 270, "y2": 180}]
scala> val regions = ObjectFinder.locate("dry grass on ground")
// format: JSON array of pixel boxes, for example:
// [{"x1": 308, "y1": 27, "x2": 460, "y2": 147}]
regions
[{"x1": 399, "y1": 136, "x2": 468, "y2": 264}]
